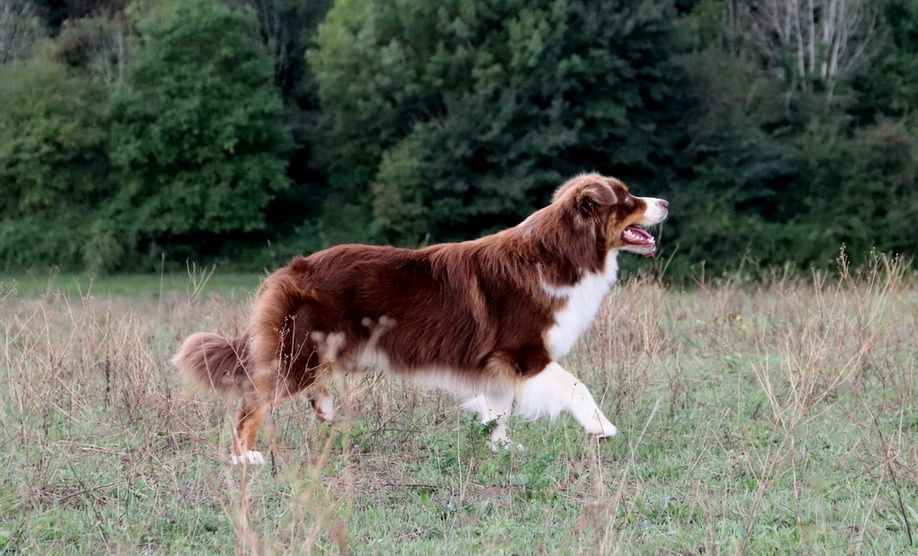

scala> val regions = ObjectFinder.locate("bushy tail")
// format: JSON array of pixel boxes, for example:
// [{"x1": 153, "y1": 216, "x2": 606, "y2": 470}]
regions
[{"x1": 172, "y1": 332, "x2": 250, "y2": 395}]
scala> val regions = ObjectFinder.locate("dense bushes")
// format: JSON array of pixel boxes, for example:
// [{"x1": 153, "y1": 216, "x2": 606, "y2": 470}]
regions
[
  {"x1": 0, "y1": 46, "x2": 113, "y2": 269},
  {"x1": 0, "y1": 0, "x2": 290, "y2": 271},
  {"x1": 656, "y1": 0, "x2": 918, "y2": 276},
  {"x1": 0, "y1": 0, "x2": 914, "y2": 277},
  {"x1": 105, "y1": 0, "x2": 291, "y2": 271}
]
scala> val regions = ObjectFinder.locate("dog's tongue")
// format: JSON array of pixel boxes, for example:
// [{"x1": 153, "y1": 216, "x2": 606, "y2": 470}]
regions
[{"x1": 622, "y1": 226, "x2": 656, "y2": 257}]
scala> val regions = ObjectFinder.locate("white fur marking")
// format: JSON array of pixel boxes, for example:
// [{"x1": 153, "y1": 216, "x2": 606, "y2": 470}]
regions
[
  {"x1": 360, "y1": 345, "x2": 523, "y2": 447},
  {"x1": 357, "y1": 345, "x2": 483, "y2": 397},
  {"x1": 542, "y1": 252, "x2": 619, "y2": 359},
  {"x1": 231, "y1": 450, "x2": 265, "y2": 466},
  {"x1": 313, "y1": 392, "x2": 334, "y2": 422},
  {"x1": 637, "y1": 197, "x2": 668, "y2": 225},
  {"x1": 355, "y1": 344, "x2": 392, "y2": 371},
  {"x1": 463, "y1": 389, "x2": 516, "y2": 451}
]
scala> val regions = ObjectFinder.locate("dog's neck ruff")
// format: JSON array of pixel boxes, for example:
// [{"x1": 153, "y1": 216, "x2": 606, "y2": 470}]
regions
[{"x1": 541, "y1": 251, "x2": 619, "y2": 359}]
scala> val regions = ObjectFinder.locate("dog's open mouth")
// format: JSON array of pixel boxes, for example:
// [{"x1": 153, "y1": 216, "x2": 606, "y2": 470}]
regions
[{"x1": 622, "y1": 226, "x2": 656, "y2": 257}]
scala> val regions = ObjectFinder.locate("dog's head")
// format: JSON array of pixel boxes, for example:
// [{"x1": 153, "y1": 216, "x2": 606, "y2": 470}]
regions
[{"x1": 552, "y1": 173, "x2": 668, "y2": 257}]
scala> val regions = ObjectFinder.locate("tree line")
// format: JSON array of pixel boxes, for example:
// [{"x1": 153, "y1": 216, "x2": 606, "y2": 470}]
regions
[{"x1": 0, "y1": 0, "x2": 915, "y2": 278}]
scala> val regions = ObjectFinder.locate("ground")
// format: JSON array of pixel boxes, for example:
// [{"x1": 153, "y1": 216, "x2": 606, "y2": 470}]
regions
[{"x1": 0, "y1": 260, "x2": 915, "y2": 554}]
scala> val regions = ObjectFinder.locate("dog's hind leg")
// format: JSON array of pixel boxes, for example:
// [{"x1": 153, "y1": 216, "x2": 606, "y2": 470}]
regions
[
  {"x1": 307, "y1": 379, "x2": 335, "y2": 424},
  {"x1": 233, "y1": 401, "x2": 269, "y2": 465},
  {"x1": 464, "y1": 387, "x2": 515, "y2": 451},
  {"x1": 231, "y1": 374, "x2": 276, "y2": 466},
  {"x1": 514, "y1": 362, "x2": 617, "y2": 438}
]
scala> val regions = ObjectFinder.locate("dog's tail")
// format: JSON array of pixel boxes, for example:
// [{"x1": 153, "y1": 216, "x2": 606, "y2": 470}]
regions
[{"x1": 172, "y1": 332, "x2": 250, "y2": 395}]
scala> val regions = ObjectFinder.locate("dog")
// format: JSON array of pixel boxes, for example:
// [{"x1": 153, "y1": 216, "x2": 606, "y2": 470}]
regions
[{"x1": 173, "y1": 173, "x2": 668, "y2": 464}]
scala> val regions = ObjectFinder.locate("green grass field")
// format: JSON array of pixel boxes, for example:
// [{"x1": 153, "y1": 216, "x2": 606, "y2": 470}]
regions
[
  {"x1": 1, "y1": 261, "x2": 915, "y2": 554},
  {"x1": 0, "y1": 269, "x2": 263, "y2": 298}
]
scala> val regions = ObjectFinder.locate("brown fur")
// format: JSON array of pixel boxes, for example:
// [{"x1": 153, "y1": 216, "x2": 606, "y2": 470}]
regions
[
  {"x1": 172, "y1": 332, "x2": 250, "y2": 393},
  {"x1": 173, "y1": 173, "x2": 664, "y2": 459}
]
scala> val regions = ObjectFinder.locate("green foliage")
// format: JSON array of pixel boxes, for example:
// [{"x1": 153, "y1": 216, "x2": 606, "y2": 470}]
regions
[
  {"x1": 662, "y1": 2, "x2": 918, "y2": 278},
  {"x1": 0, "y1": 45, "x2": 112, "y2": 269},
  {"x1": 105, "y1": 0, "x2": 291, "y2": 270},
  {"x1": 309, "y1": 0, "x2": 686, "y2": 243},
  {"x1": 854, "y1": 0, "x2": 918, "y2": 117},
  {"x1": 0, "y1": 49, "x2": 111, "y2": 217},
  {"x1": 792, "y1": 119, "x2": 917, "y2": 265},
  {"x1": 670, "y1": 115, "x2": 916, "y2": 273},
  {"x1": 0, "y1": 215, "x2": 90, "y2": 270},
  {"x1": 0, "y1": 0, "x2": 914, "y2": 276},
  {"x1": 663, "y1": 49, "x2": 797, "y2": 275}
]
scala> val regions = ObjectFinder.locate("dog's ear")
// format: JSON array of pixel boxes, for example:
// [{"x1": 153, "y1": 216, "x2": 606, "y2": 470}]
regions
[{"x1": 575, "y1": 181, "x2": 617, "y2": 216}]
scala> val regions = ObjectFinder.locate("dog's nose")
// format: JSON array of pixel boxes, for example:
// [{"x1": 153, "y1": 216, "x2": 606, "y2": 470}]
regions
[{"x1": 659, "y1": 199, "x2": 669, "y2": 210}]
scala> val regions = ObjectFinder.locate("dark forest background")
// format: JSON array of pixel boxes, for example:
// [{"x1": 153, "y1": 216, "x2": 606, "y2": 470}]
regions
[{"x1": 1, "y1": 0, "x2": 915, "y2": 278}]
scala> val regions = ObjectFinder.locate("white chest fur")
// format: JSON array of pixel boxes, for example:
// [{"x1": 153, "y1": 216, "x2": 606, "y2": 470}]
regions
[{"x1": 542, "y1": 252, "x2": 619, "y2": 359}]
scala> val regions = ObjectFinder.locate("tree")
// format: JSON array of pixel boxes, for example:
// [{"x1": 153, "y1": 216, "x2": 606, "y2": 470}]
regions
[
  {"x1": 55, "y1": 9, "x2": 133, "y2": 88},
  {"x1": 106, "y1": 0, "x2": 291, "y2": 270},
  {"x1": 231, "y1": 0, "x2": 331, "y2": 94},
  {"x1": 853, "y1": 0, "x2": 918, "y2": 118},
  {"x1": 308, "y1": 0, "x2": 687, "y2": 244},
  {"x1": 730, "y1": 0, "x2": 882, "y2": 104},
  {"x1": 230, "y1": 0, "x2": 332, "y2": 255},
  {"x1": 0, "y1": 44, "x2": 112, "y2": 269},
  {"x1": 791, "y1": 119, "x2": 916, "y2": 266},
  {"x1": 659, "y1": 0, "x2": 917, "y2": 277},
  {"x1": 0, "y1": 0, "x2": 45, "y2": 65}
]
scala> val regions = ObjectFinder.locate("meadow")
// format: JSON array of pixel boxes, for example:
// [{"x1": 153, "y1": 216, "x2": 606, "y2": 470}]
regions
[{"x1": 0, "y1": 257, "x2": 915, "y2": 554}]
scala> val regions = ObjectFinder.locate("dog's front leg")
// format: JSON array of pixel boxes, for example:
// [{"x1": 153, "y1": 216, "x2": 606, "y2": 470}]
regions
[{"x1": 514, "y1": 362, "x2": 618, "y2": 438}]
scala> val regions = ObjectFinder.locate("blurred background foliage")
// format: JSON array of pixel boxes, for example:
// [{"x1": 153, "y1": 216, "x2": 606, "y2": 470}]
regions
[{"x1": 0, "y1": 0, "x2": 914, "y2": 278}]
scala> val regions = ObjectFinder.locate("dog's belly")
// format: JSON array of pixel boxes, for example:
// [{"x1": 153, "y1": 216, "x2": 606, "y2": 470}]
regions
[{"x1": 354, "y1": 344, "x2": 483, "y2": 397}]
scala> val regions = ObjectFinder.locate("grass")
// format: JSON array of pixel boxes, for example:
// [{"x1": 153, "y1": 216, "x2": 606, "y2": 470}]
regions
[
  {"x1": 0, "y1": 257, "x2": 915, "y2": 554},
  {"x1": 0, "y1": 267, "x2": 263, "y2": 298}
]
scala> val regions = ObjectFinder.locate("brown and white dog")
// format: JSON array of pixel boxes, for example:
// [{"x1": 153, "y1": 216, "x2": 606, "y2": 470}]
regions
[{"x1": 173, "y1": 173, "x2": 668, "y2": 464}]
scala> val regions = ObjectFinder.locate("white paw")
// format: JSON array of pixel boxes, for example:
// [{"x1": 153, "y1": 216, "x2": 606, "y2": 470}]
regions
[
  {"x1": 488, "y1": 434, "x2": 525, "y2": 453},
  {"x1": 311, "y1": 396, "x2": 335, "y2": 424},
  {"x1": 488, "y1": 438, "x2": 508, "y2": 452},
  {"x1": 230, "y1": 450, "x2": 265, "y2": 466},
  {"x1": 586, "y1": 415, "x2": 618, "y2": 438},
  {"x1": 597, "y1": 420, "x2": 618, "y2": 438}
]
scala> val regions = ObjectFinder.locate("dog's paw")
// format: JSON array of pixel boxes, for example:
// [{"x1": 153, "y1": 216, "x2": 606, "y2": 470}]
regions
[
  {"x1": 585, "y1": 415, "x2": 618, "y2": 439},
  {"x1": 488, "y1": 436, "x2": 525, "y2": 453},
  {"x1": 230, "y1": 450, "x2": 265, "y2": 466},
  {"x1": 595, "y1": 426, "x2": 618, "y2": 439},
  {"x1": 595, "y1": 421, "x2": 618, "y2": 439},
  {"x1": 310, "y1": 396, "x2": 336, "y2": 425}
]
